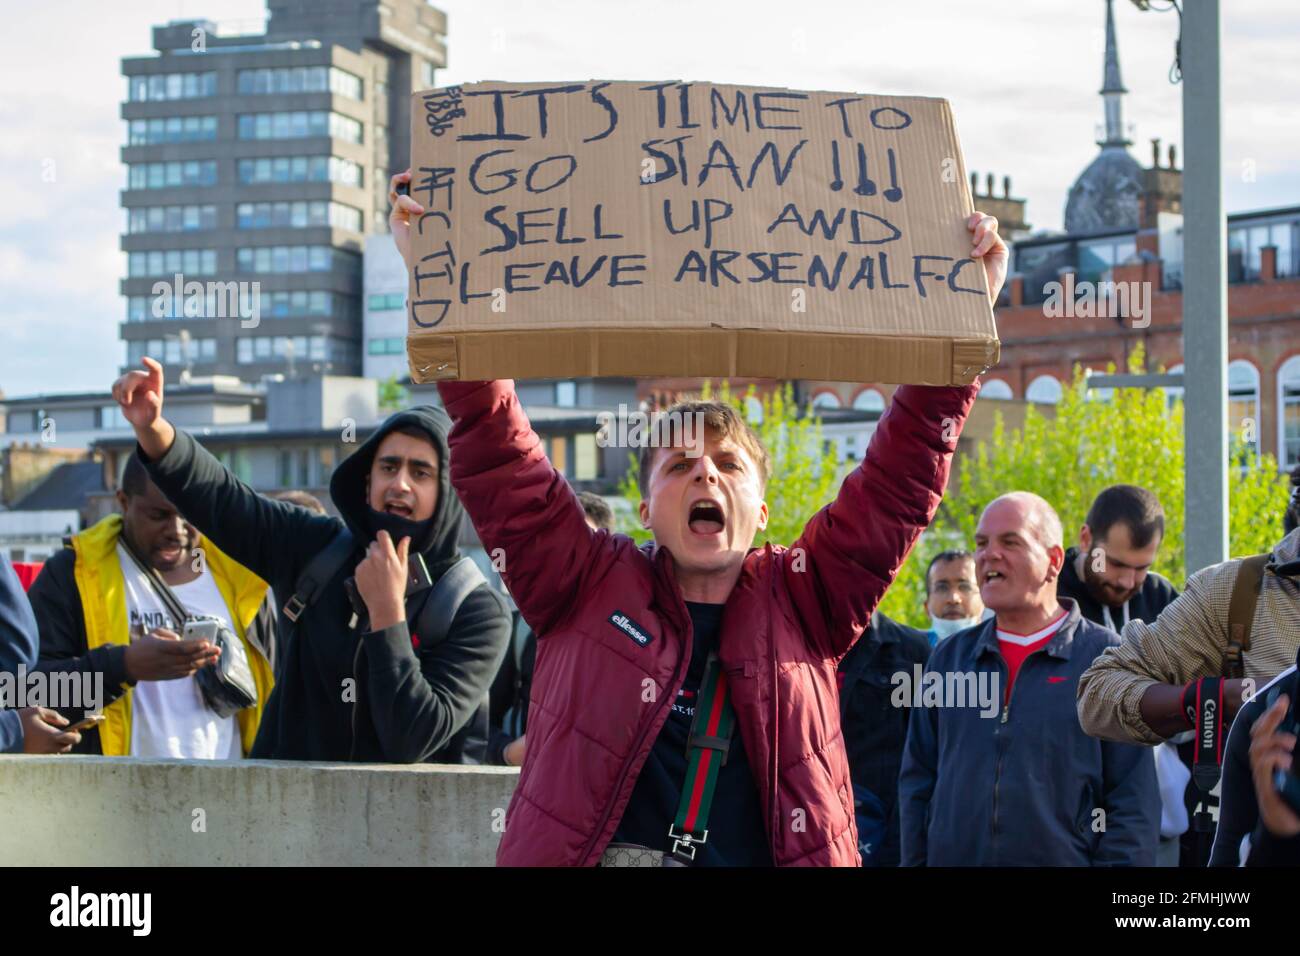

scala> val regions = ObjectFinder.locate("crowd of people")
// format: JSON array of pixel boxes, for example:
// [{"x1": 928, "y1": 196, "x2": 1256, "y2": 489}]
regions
[{"x1": 2, "y1": 186, "x2": 1298, "y2": 868}]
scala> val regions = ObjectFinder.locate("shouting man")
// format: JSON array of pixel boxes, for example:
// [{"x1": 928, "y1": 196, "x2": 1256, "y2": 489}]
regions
[{"x1": 390, "y1": 168, "x2": 1008, "y2": 866}]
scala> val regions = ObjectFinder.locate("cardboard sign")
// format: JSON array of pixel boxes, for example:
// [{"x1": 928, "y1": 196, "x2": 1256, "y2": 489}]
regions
[{"x1": 406, "y1": 81, "x2": 999, "y2": 385}]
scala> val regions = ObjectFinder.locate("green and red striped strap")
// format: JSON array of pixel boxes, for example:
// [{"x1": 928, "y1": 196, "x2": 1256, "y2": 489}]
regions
[{"x1": 670, "y1": 652, "x2": 735, "y2": 862}]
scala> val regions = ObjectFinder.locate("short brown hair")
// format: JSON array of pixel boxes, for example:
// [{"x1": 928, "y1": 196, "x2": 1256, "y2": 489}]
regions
[{"x1": 636, "y1": 400, "x2": 771, "y2": 499}]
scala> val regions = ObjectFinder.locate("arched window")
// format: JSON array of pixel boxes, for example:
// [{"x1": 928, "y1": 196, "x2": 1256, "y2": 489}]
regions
[
  {"x1": 1026, "y1": 375, "x2": 1062, "y2": 405},
  {"x1": 1278, "y1": 356, "x2": 1300, "y2": 468},
  {"x1": 744, "y1": 395, "x2": 764, "y2": 424},
  {"x1": 978, "y1": 379, "x2": 1013, "y2": 401},
  {"x1": 811, "y1": 391, "x2": 842, "y2": 410},
  {"x1": 852, "y1": 388, "x2": 886, "y2": 413},
  {"x1": 1228, "y1": 360, "x2": 1260, "y2": 461}
]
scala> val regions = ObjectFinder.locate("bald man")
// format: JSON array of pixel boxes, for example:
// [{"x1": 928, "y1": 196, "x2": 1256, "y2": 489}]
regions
[{"x1": 899, "y1": 492, "x2": 1159, "y2": 866}]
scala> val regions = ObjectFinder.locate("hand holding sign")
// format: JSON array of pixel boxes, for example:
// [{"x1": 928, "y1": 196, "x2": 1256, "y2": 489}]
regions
[
  {"x1": 404, "y1": 81, "x2": 1001, "y2": 385},
  {"x1": 390, "y1": 169, "x2": 425, "y2": 272},
  {"x1": 967, "y1": 212, "x2": 1008, "y2": 307}
]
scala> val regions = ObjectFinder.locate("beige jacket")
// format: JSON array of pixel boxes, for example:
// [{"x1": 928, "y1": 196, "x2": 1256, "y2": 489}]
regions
[{"x1": 1077, "y1": 527, "x2": 1300, "y2": 744}]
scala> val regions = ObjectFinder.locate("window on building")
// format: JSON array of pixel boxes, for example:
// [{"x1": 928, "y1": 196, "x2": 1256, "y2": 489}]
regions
[
  {"x1": 128, "y1": 72, "x2": 216, "y2": 102},
  {"x1": 575, "y1": 433, "x2": 599, "y2": 481},
  {"x1": 128, "y1": 161, "x2": 218, "y2": 190},
  {"x1": 1280, "y1": 357, "x2": 1300, "y2": 469},
  {"x1": 128, "y1": 204, "x2": 218, "y2": 234},
  {"x1": 852, "y1": 388, "x2": 887, "y2": 412},
  {"x1": 811, "y1": 392, "x2": 842, "y2": 410},
  {"x1": 551, "y1": 434, "x2": 568, "y2": 475},
  {"x1": 1026, "y1": 375, "x2": 1063, "y2": 405},
  {"x1": 978, "y1": 379, "x2": 1013, "y2": 401},
  {"x1": 1228, "y1": 360, "x2": 1260, "y2": 463},
  {"x1": 744, "y1": 396, "x2": 764, "y2": 424},
  {"x1": 236, "y1": 155, "x2": 361, "y2": 187},
  {"x1": 1077, "y1": 237, "x2": 1137, "y2": 285},
  {"x1": 368, "y1": 293, "x2": 405, "y2": 311},
  {"x1": 555, "y1": 381, "x2": 577, "y2": 407},
  {"x1": 1229, "y1": 219, "x2": 1298, "y2": 280},
  {"x1": 128, "y1": 116, "x2": 218, "y2": 145},
  {"x1": 236, "y1": 110, "x2": 363, "y2": 144}
]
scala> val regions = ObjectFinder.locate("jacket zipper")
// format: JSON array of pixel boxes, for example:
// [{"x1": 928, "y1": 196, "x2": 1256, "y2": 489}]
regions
[
  {"x1": 992, "y1": 645, "x2": 1052, "y2": 861},
  {"x1": 991, "y1": 657, "x2": 1009, "y2": 858},
  {"x1": 579, "y1": 590, "x2": 691, "y2": 865}
]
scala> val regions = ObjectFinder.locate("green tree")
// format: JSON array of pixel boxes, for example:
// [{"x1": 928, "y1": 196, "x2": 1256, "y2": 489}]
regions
[
  {"x1": 616, "y1": 381, "x2": 843, "y2": 546},
  {"x1": 378, "y1": 374, "x2": 409, "y2": 412},
  {"x1": 876, "y1": 345, "x2": 1290, "y2": 628}
]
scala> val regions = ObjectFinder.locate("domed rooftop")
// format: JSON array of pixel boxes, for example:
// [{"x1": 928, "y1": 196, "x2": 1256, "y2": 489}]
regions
[
  {"x1": 1065, "y1": 146, "x2": 1143, "y2": 233},
  {"x1": 1063, "y1": 0, "x2": 1143, "y2": 235}
]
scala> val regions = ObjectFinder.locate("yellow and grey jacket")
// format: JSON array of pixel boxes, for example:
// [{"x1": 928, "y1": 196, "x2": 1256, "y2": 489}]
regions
[
  {"x1": 1077, "y1": 527, "x2": 1300, "y2": 745},
  {"x1": 28, "y1": 514, "x2": 276, "y2": 756}
]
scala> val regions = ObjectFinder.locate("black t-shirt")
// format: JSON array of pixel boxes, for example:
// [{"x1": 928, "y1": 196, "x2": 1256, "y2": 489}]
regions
[{"x1": 612, "y1": 602, "x2": 773, "y2": 866}]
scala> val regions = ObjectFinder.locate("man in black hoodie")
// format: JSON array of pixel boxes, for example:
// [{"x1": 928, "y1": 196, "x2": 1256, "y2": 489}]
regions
[
  {"x1": 110, "y1": 357, "x2": 511, "y2": 763},
  {"x1": 1060, "y1": 483, "x2": 1184, "y2": 862}
]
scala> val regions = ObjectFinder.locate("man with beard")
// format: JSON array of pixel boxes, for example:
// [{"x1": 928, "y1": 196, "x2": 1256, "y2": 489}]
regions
[
  {"x1": 30, "y1": 455, "x2": 277, "y2": 757},
  {"x1": 1057, "y1": 485, "x2": 1178, "y2": 633},
  {"x1": 1058, "y1": 485, "x2": 1185, "y2": 864},
  {"x1": 109, "y1": 359, "x2": 511, "y2": 763}
]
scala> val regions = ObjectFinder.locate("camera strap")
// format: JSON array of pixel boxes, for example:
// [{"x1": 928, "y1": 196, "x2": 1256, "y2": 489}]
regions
[{"x1": 1191, "y1": 677, "x2": 1225, "y2": 794}]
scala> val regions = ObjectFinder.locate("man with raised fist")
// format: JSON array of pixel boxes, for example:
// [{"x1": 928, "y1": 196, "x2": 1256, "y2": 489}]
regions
[{"x1": 109, "y1": 358, "x2": 510, "y2": 764}]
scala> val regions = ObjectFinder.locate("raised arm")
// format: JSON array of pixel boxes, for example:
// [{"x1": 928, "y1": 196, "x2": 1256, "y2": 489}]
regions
[
  {"x1": 113, "y1": 358, "x2": 338, "y2": 587},
  {"x1": 437, "y1": 379, "x2": 606, "y2": 637},
  {"x1": 786, "y1": 382, "x2": 977, "y2": 660}
]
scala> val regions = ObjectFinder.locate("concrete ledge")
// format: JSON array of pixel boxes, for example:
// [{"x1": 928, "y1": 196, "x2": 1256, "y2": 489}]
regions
[{"x1": 0, "y1": 756, "x2": 518, "y2": 866}]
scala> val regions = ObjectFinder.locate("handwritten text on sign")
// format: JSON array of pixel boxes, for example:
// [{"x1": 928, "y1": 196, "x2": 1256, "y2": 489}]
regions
[{"x1": 408, "y1": 81, "x2": 985, "y2": 337}]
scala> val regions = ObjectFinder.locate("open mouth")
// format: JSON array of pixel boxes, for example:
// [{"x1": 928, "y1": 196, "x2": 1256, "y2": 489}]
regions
[
  {"x1": 983, "y1": 570, "x2": 1005, "y2": 583},
  {"x1": 384, "y1": 502, "x2": 413, "y2": 518},
  {"x1": 687, "y1": 499, "x2": 726, "y2": 536}
]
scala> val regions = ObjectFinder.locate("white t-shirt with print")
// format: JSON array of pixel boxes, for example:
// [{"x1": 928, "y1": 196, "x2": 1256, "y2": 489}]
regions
[{"x1": 118, "y1": 543, "x2": 247, "y2": 759}]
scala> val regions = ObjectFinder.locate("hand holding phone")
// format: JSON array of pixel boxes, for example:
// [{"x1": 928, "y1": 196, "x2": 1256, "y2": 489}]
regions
[{"x1": 124, "y1": 627, "x2": 221, "y2": 682}]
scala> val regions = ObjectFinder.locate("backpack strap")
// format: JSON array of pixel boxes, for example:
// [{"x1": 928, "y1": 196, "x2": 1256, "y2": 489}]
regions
[
  {"x1": 412, "y1": 556, "x2": 487, "y2": 647},
  {"x1": 1223, "y1": 553, "x2": 1270, "y2": 679},
  {"x1": 283, "y1": 528, "x2": 355, "y2": 623}
]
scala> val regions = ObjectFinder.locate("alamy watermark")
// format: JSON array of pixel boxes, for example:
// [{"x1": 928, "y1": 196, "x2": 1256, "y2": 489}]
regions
[
  {"x1": 152, "y1": 273, "x2": 261, "y2": 328},
  {"x1": 0, "y1": 665, "x2": 104, "y2": 712},
  {"x1": 890, "y1": 664, "x2": 1000, "y2": 719},
  {"x1": 596, "y1": 404, "x2": 707, "y2": 457},
  {"x1": 1041, "y1": 275, "x2": 1150, "y2": 329}
]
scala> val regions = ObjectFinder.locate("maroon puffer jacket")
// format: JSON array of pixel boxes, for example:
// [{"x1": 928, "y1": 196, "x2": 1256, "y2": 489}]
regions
[{"x1": 438, "y1": 379, "x2": 977, "y2": 866}]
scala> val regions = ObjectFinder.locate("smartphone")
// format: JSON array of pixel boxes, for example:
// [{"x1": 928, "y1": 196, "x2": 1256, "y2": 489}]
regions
[
  {"x1": 182, "y1": 618, "x2": 221, "y2": 644},
  {"x1": 406, "y1": 552, "x2": 432, "y2": 595},
  {"x1": 66, "y1": 714, "x2": 106, "y2": 734}
]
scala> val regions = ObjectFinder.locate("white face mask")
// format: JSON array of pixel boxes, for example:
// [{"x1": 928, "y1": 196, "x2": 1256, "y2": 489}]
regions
[{"x1": 930, "y1": 614, "x2": 982, "y2": 640}]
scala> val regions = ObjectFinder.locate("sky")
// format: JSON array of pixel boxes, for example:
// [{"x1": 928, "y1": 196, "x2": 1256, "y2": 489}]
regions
[{"x1": 1, "y1": 0, "x2": 1296, "y2": 398}]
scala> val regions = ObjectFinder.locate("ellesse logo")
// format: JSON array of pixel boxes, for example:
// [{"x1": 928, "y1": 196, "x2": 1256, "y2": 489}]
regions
[{"x1": 608, "y1": 611, "x2": 651, "y2": 647}]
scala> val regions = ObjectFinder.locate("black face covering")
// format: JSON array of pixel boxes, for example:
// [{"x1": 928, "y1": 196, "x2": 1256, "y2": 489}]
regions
[{"x1": 366, "y1": 505, "x2": 433, "y2": 550}]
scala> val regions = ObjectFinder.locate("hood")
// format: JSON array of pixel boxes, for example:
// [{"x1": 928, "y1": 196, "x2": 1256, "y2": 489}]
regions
[{"x1": 329, "y1": 404, "x2": 464, "y2": 571}]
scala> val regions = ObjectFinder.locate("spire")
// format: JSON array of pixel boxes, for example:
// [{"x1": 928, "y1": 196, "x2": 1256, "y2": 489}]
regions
[{"x1": 1099, "y1": 0, "x2": 1130, "y2": 146}]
